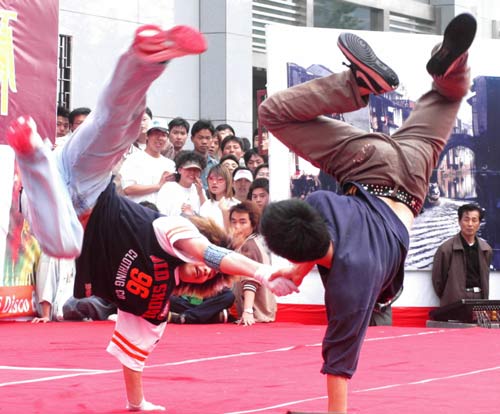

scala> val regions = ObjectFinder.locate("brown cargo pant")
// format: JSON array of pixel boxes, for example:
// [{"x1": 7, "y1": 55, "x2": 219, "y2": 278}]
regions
[{"x1": 259, "y1": 63, "x2": 469, "y2": 215}]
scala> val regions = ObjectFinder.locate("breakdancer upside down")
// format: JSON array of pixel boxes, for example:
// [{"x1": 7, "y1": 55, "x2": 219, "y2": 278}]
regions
[
  {"x1": 259, "y1": 13, "x2": 477, "y2": 414},
  {"x1": 7, "y1": 25, "x2": 297, "y2": 411}
]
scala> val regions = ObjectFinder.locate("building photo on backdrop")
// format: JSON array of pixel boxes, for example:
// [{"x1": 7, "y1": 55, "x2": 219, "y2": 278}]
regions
[{"x1": 266, "y1": 24, "x2": 500, "y2": 272}]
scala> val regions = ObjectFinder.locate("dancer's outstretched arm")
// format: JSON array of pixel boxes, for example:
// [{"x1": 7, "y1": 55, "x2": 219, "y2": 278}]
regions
[{"x1": 152, "y1": 216, "x2": 299, "y2": 296}]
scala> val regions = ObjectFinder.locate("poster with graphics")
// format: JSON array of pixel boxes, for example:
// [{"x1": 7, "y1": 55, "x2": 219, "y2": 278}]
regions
[{"x1": 265, "y1": 24, "x2": 500, "y2": 271}]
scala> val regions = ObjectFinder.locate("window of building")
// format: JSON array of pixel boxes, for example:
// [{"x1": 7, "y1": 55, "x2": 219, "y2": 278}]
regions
[
  {"x1": 389, "y1": 12, "x2": 435, "y2": 34},
  {"x1": 57, "y1": 34, "x2": 72, "y2": 109},
  {"x1": 252, "y1": 0, "x2": 307, "y2": 53},
  {"x1": 313, "y1": 0, "x2": 378, "y2": 31}
]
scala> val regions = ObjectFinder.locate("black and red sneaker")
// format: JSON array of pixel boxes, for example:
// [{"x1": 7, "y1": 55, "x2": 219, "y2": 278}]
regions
[
  {"x1": 426, "y1": 13, "x2": 476, "y2": 77},
  {"x1": 337, "y1": 32, "x2": 399, "y2": 95}
]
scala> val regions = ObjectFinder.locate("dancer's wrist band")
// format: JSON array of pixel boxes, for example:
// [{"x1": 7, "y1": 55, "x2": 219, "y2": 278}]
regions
[{"x1": 203, "y1": 245, "x2": 232, "y2": 271}]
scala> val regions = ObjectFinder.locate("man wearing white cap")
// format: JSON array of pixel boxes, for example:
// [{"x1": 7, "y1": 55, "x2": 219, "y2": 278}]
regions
[
  {"x1": 232, "y1": 167, "x2": 253, "y2": 202},
  {"x1": 120, "y1": 119, "x2": 176, "y2": 204}
]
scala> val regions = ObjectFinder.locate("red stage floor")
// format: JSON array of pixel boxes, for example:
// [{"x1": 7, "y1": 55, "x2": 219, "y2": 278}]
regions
[{"x1": 1, "y1": 321, "x2": 499, "y2": 413}]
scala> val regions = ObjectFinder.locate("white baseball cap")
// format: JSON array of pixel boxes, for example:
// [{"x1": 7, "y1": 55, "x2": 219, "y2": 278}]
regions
[
  {"x1": 233, "y1": 169, "x2": 253, "y2": 182},
  {"x1": 147, "y1": 119, "x2": 169, "y2": 134}
]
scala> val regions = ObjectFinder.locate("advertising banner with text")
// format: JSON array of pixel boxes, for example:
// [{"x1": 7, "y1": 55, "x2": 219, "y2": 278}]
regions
[{"x1": 0, "y1": 0, "x2": 58, "y2": 319}]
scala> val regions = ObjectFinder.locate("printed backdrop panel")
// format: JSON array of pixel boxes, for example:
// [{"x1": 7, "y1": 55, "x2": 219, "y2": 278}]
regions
[{"x1": 265, "y1": 24, "x2": 500, "y2": 273}]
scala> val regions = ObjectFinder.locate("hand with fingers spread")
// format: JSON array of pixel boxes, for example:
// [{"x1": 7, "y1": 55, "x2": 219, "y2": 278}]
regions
[
  {"x1": 239, "y1": 310, "x2": 256, "y2": 326},
  {"x1": 31, "y1": 316, "x2": 51, "y2": 324}
]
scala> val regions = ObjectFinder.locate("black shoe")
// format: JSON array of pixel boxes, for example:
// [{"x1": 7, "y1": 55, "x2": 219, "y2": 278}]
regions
[
  {"x1": 426, "y1": 13, "x2": 476, "y2": 77},
  {"x1": 337, "y1": 32, "x2": 399, "y2": 95}
]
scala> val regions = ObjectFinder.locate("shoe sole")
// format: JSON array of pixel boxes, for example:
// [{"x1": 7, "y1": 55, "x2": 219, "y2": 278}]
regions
[
  {"x1": 337, "y1": 32, "x2": 399, "y2": 93},
  {"x1": 134, "y1": 25, "x2": 207, "y2": 63},
  {"x1": 426, "y1": 13, "x2": 476, "y2": 76}
]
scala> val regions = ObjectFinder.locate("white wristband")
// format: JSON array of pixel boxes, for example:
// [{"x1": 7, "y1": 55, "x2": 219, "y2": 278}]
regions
[{"x1": 243, "y1": 308, "x2": 254, "y2": 314}]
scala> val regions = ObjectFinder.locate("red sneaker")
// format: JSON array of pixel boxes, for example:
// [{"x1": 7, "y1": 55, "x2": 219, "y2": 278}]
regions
[
  {"x1": 133, "y1": 24, "x2": 207, "y2": 63},
  {"x1": 6, "y1": 116, "x2": 42, "y2": 156}
]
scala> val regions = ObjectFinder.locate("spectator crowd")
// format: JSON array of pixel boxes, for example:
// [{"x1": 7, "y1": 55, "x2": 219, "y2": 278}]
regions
[
  {"x1": 31, "y1": 104, "x2": 274, "y2": 326},
  {"x1": 25, "y1": 102, "x2": 496, "y2": 327}
]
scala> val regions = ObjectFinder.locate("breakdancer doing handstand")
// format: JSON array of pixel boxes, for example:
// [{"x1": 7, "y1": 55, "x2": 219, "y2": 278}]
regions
[
  {"x1": 258, "y1": 13, "x2": 476, "y2": 414},
  {"x1": 7, "y1": 25, "x2": 296, "y2": 411}
]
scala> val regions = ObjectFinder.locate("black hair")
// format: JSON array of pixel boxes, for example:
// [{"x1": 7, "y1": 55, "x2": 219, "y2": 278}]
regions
[
  {"x1": 57, "y1": 106, "x2": 70, "y2": 119},
  {"x1": 215, "y1": 123, "x2": 235, "y2": 135},
  {"x1": 254, "y1": 163, "x2": 269, "y2": 178},
  {"x1": 69, "y1": 107, "x2": 91, "y2": 124},
  {"x1": 145, "y1": 107, "x2": 153, "y2": 119},
  {"x1": 174, "y1": 150, "x2": 207, "y2": 171},
  {"x1": 191, "y1": 119, "x2": 215, "y2": 136},
  {"x1": 139, "y1": 200, "x2": 159, "y2": 212},
  {"x1": 241, "y1": 137, "x2": 252, "y2": 152},
  {"x1": 253, "y1": 126, "x2": 268, "y2": 137},
  {"x1": 168, "y1": 117, "x2": 190, "y2": 134},
  {"x1": 219, "y1": 154, "x2": 239, "y2": 166},
  {"x1": 249, "y1": 178, "x2": 269, "y2": 195},
  {"x1": 220, "y1": 135, "x2": 244, "y2": 152},
  {"x1": 458, "y1": 203, "x2": 484, "y2": 221},
  {"x1": 243, "y1": 148, "x2": 268, "y2": 165},
  {"x1": 260, "y1": 199, "x2": 330, "y2": 262}
]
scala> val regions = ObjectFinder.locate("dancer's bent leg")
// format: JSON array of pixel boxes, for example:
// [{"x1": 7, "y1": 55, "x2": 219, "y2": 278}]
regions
[
  {"x1": 259, "y1": 70, "x2": 369, "y2": 173},
  {"x1": 259, "y1": 32, "x2": 401, "y2": 185},
  {"x1": 389, "y1": 48, "x2": 471, "y2": 206}
]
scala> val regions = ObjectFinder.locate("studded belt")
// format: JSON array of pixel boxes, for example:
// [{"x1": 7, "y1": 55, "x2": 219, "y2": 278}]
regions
[{"x1": 346, "y1": 183, "x2": 422, "y2": 216}]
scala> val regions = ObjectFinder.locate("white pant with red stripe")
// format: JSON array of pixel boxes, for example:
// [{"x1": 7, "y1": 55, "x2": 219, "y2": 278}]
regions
[{"x1": 107, "y1": 309, "x2": 167, "y2": 371}]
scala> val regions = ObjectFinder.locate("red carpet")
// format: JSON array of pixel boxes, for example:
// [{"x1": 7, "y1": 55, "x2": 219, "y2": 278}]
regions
[{"x1": 1, "y1": 321, "x2": 499, "y2": 413}]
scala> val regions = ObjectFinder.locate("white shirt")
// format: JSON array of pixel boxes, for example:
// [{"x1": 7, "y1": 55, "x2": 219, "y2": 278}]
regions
[
  {"x1": 199, "y1": 197, "x2": 239, "y2": 229},
  {"x1": 156, "y1": 181, "x2": 202, "y2": 216},
  {"x1": 55, "y1": 133, "x2": 71, "y2": 148},
  {"x1": 119, "y1": 150, "x2": 175, "y2": 204}
]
